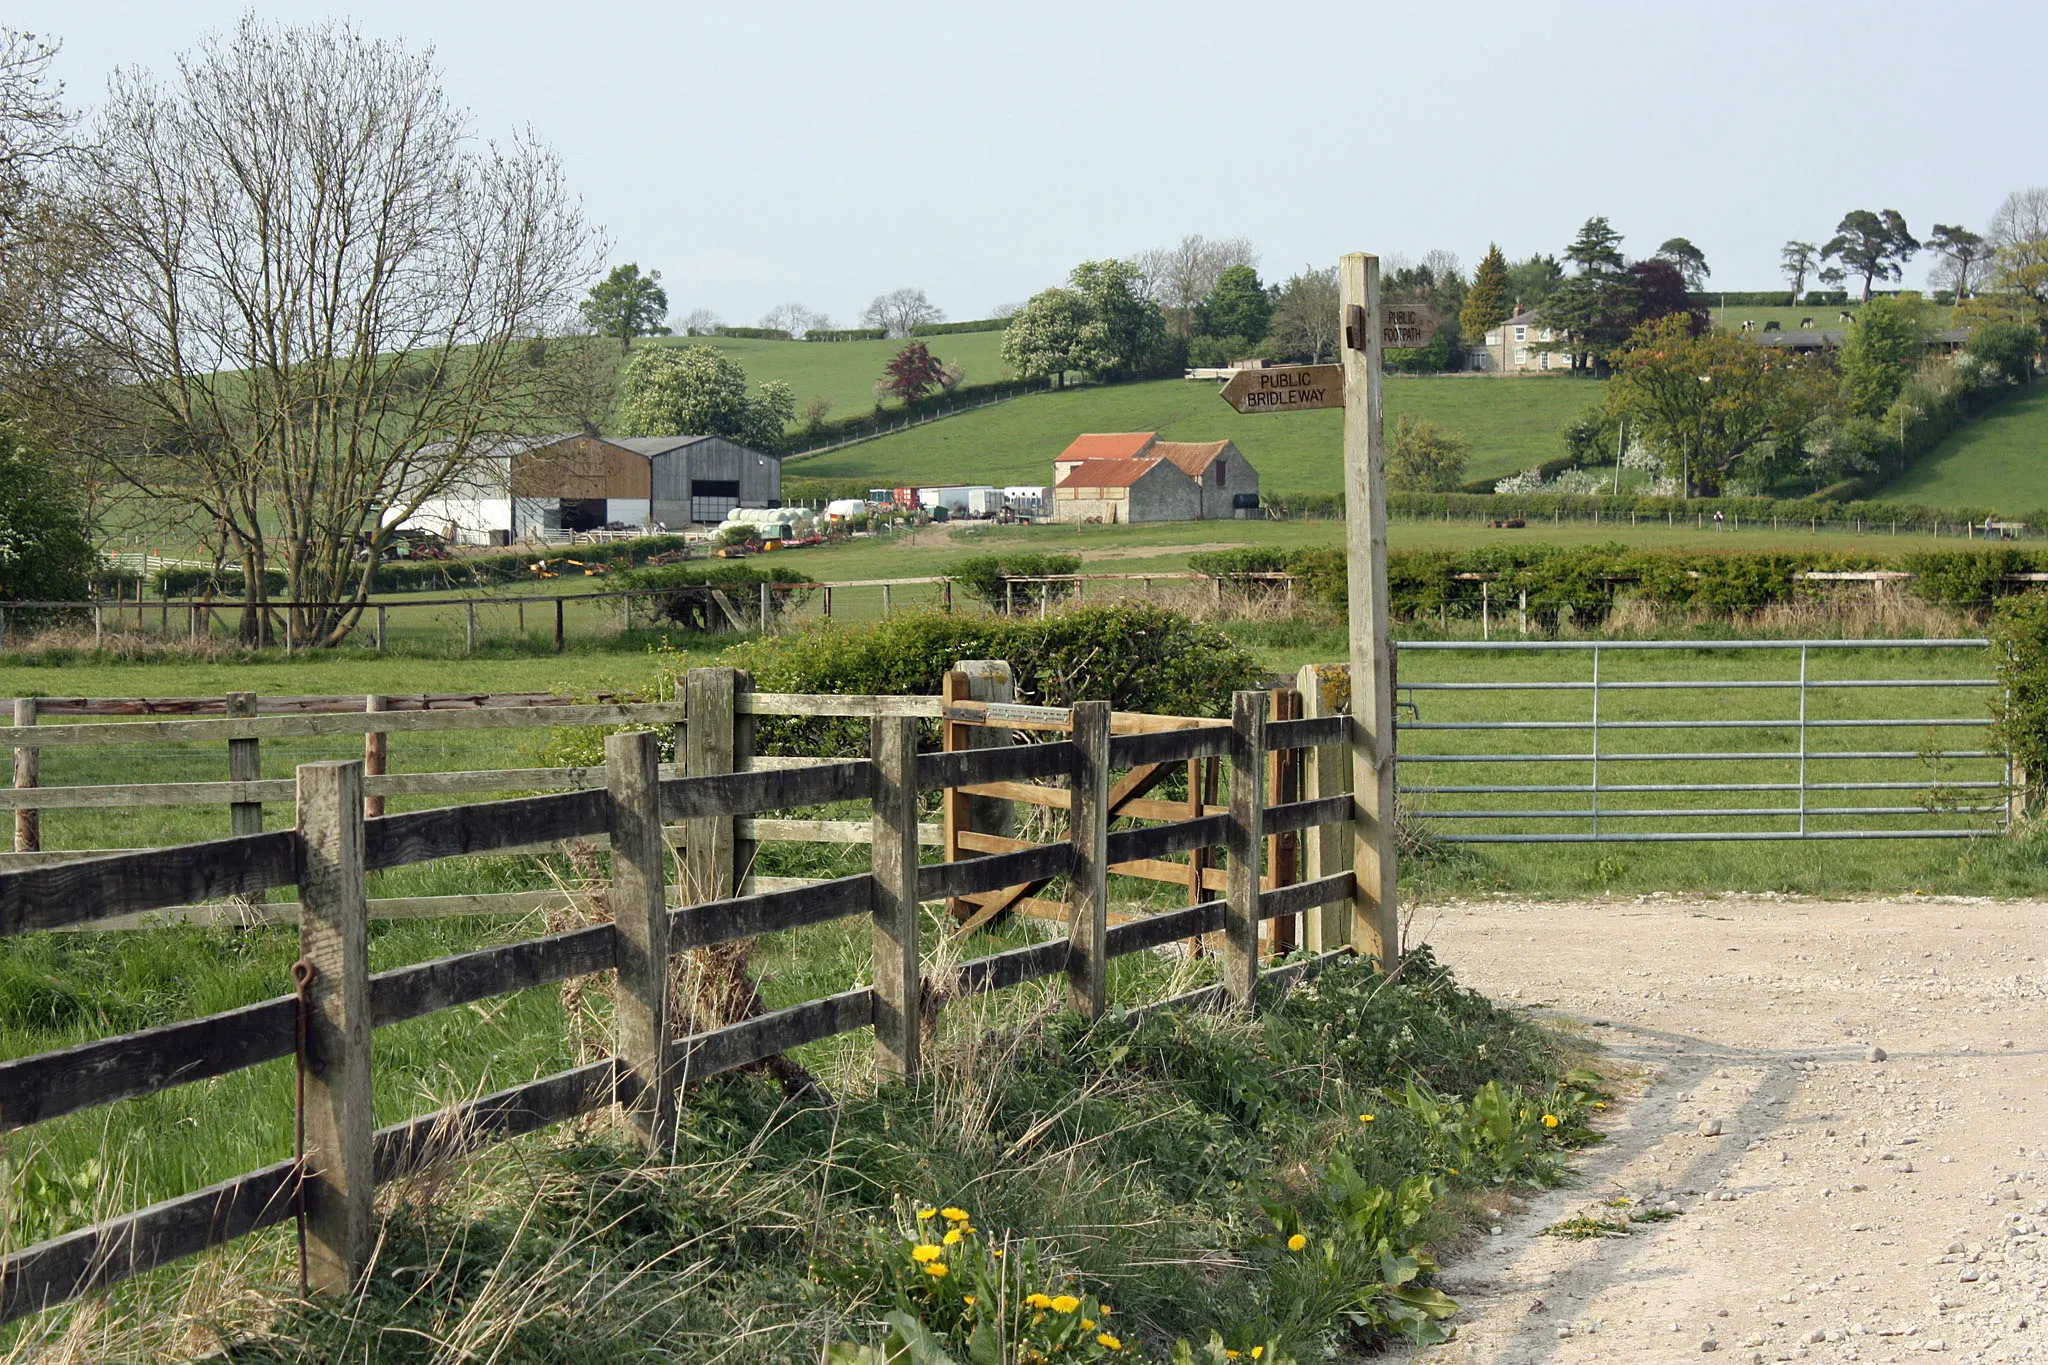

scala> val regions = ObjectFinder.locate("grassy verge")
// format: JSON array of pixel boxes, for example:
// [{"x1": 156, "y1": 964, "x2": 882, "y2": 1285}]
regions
[{"x1": 3, "y1": 953, "x2": 1602, "y2": 1363}]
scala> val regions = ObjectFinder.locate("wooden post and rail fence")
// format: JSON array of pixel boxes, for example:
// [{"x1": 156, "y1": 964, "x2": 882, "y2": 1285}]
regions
[
  {"x1": 0, "y1": 570, "x2": 1300, "y2": 653},
  {"x1": 0, "y1": 664, "x2": 1394, "y2": 1324}
]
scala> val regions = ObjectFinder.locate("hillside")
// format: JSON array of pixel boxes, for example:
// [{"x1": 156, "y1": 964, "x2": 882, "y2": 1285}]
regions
[
  {"x1": 786, "y1": 374, "x2": 1602, "y2": 495},
  {"x1": 650, "y1": 330, "x2": 1011, "y2": 420},
  {"x1": 1881, "y1": 379, "x2": 2048, "y2": 511}
]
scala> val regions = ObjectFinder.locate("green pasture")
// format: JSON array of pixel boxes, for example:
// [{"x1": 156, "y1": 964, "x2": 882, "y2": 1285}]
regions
[
  {"x1": 1878, "y1": 380, "x2": 2048, "y2": 511},
  {"x1": 650, "y1": 329, "x2": 1012, "y2": 420},
  {"x1": 1706, "y1": 301, "x2": 1955, "y2": 333},
  {"x1": 788, "y1": 374, "x2": 1605, "y2": 493}
]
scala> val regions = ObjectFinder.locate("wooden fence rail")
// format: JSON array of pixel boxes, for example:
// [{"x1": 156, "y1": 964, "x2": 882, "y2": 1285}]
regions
[{"x1": 0, "y1": 663, "x2": 1369, "y2": 1325}]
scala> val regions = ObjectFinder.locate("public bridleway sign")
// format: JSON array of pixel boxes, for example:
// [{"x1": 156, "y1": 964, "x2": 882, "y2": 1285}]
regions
[{"x1": 1217, "y1": 364, "x2": 1343, "y2": 414}]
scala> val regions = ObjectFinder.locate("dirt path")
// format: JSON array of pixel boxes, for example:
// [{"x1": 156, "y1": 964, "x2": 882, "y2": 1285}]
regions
[{"x1": 1398, "y1": 894, "x2": 2047, "y2": 1365}]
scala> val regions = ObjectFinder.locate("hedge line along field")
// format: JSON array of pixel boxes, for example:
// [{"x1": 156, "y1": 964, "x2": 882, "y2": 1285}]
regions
[
  {"x1": 1877, "y1": 379, "x2": 2048, "y2": 511},
  {"x1": 786, "y1": 373, "x2": 1606, "y2": 492}
]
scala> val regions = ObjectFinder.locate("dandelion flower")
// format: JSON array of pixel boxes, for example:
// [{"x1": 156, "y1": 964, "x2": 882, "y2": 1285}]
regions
[
  {"x1": 941, "y1": 1207, "x2": 970, "y2": 1222},
  {"x1": 1358, "y1": 1113, "x2": 1375, "y2": 1123},
  {"x1": 1286, "y1": 1233, "x2": 1307, "y2": 1251},
  {"x1": 963, "y1": 1296, "x2": 976, "y2": 1306},
  {"x1": 1097, "y1": 1334, "x2": 1123, "y2": 1351},
  {"x1": 1050, "y1": 1294, "x2": 1081, "y2": 1314},
  {"x1": 1225, "y1": 1353, "x2": 1240, "y2": 1361},
  {"x1": 1252, "y1": 1349, "x2": 1265, "y2": 1360},
  {"x1": 916, "y1": 1208, "x2": 937, "y2": 1221},
  {"x1": 911, "y1": 1244, "x2": 943, "y2": 1263},
  {"x1": 1447, "y1": 1167, "x2": 1459, "y2": 1175},
  {"x1": 925, "y1": 1262, "x2": 949, "y2": 1278},
  {"x1": 1081, "y1": 1318, "x2": 1094, "y2": 1330},
  {"x1": 943, "y1": 1228, "x2": 963, "y2": 1245},
  {"x1": 1025, "y1": 1293, "x2": 1052, "y2": 1309},
  {"x1": 1542, "y1": 1113, "x2": 1560, "y2": 1128}
]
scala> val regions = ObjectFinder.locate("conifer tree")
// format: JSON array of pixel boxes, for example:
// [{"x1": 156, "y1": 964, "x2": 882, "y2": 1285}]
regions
[{"x1": 1460, "y1": 242, "x2": 1513, "y2": 340}]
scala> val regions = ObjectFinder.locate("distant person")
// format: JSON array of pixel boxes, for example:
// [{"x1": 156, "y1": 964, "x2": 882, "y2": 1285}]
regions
[{"x1": 1713, "y1": 509, "x2": 1725, "y2": 531}]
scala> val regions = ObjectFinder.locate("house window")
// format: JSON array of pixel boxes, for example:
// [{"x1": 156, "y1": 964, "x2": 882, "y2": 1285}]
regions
[
  {"x1": 1539, "y1": 352, "x2": 1551, "y2": 370},
  {"x1": 1213, "y1": 461, "x2": 1226, "y2": 487},
  {"x1": 1515, "y1": 346, "x2": 1530, "y2": 366},
  {"x1": 1514, "y1": 326, "x2": 1527, "y2": 342}
]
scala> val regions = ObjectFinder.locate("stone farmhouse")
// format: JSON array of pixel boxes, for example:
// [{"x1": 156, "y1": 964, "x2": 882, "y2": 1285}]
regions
[
  {"x1": 1469, "y1": 308, "x2": 1568, "y2": 374},
  {"x1": 399, "y1": 433, "x2": 781, "y2": 544},
  {"x1": 1051, "y1": 432, "x2": 1260, "y2": 523}
]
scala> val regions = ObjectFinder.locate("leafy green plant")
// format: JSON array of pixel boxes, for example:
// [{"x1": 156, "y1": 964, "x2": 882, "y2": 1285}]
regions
[{"x1": 947, "y1": 553, "x2": 1083, "y2": 610}]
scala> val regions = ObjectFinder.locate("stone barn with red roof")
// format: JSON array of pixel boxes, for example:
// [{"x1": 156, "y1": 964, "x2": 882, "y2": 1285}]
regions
[{"x1": 1050, "y1": 432, "x2": 1259, "y2": 523}]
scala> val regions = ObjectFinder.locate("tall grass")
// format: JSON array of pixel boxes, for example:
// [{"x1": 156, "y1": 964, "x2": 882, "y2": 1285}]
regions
[{"x1": 2, "y1": 952, "x2": 1591, "y2": 1363}]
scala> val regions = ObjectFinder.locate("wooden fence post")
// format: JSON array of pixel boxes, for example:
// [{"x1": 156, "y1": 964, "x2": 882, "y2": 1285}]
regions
[
  {"x1": 1265, "y1": 686, "x2": 1302, "y2": 956},
  {"x1": 363, "y1": 695, "x2": 387, "y2": 820},
  {"x1": 1298, "y1": 665, "x2": 1353, "y2": 953},
  {"x1": 759, "y1": 581, "x2": 773, "y2": 634},
  {"x1": 942, "y1": 662, "x2": 1016, "y2": 921},
  {"x1": 684, "y1": 668, "x2": 744, "y2": 902},
  {"x1": 554, "y1": 597, "x2": 565, "y2": 652},
  {"x1": 375, "y1": 605, "x2": 386, "y2": 651},
  {"x1": 295, "y1": 760, "x2": 373, "y2": 1293},
  {"x1": 13, "y1": 698, "x2": 37, "y2": 854},
  {"x1": 1223, "y1": 689, "x2": 1268, "y2": 1007},
  {"x1": 464, "y1": 601, "x2": 476, "y2": 656},
  {"x1": 869, "y1": 714, "x2": 921, "y2": 1078},
  {"x1": 606, "y1": 729, "x2": 673, "y2": 1148},
  {"x1": 227, "y1": 692, "x2": 262, "y2": 835},
  {"x1": 1065, "y1": 699, "x2": 1111, "y2": 1016}
]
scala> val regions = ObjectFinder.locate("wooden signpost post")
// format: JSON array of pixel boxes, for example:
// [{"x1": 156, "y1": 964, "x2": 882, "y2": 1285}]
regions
[{"x1": 1211, "y1": 255, "x2": 1401, "y2": 970}]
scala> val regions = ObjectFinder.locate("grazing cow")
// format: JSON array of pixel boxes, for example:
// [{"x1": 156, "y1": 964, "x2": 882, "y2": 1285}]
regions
[
  {"x1": 1740, "y1": 320, "x2": 1755, "y2": 333},
  {"x1": 1763, "y1": 320, "x2": 1781, "y2": 331},
  {"x1": 1800, "y1": 316, "x2": 1815, "y2": 328},
  {"x1": 1839, "y1": 311, "x2": 1854, "y2": 322}
]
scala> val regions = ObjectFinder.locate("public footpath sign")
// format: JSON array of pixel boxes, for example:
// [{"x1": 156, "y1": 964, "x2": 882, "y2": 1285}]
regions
[{"x1": 1217, "y1": 364, "x2": 1344, "y2": 414}]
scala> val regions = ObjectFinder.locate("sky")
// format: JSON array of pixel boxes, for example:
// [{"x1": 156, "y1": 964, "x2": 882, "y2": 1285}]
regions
[{"x1": 16, "y1": 0, "x2": 2044, "y2": 328}]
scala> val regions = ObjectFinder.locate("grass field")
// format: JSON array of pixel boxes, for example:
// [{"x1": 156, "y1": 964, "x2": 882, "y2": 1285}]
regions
[
  {"x1": 1879, "y1": 379, "x2": 2048, "y2": 510},
  {"x1": 1706, "y1": 301, "x2": 1955, "y2": 333},
  {"x1": 648, "y1": 330, "x2": 1012, "y2": 420},
  {"x1": 786, "y1": 374, "x2": 1605, "y2": 494}
]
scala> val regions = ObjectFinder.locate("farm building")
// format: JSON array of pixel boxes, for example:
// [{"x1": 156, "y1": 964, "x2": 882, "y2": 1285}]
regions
[
  {"x1": 1051, "y1": 433, "x2": 1259, "y2": 523},
  {"x1": 399, "y1": 433, "x2": 781, "y2": 543}
]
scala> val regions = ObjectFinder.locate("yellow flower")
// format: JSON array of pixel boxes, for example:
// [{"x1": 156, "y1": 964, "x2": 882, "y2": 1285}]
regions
[
  {"x1": 941, "y1": 1207, "x2": 970, "y2": 1222},
  {"x1": 943, "y1": 1228, "x2": 963, "y2": 1245},
  {"x1": 916, "y1": 1208, "x2": 937, "y2": 1221},
  {"x1": 1286, "y1": 1233, "x2": 1307, "y2": 1251},
  {"x1": 1595, "y1": 1101, "x2": 1607, "y2": 1109},
  {"x1": 1252, "y1": 1350, "x2": 1265, "y2": 1360},
  {"x1": 1081, "y1": 1318, "x2": 1095, "y2": 1330},
  {"x1": 1050, "y1": 1294, "x2": 1081, "y2": 1314},
  {"x1": 1225, "y1": 1353, "x2": 1240, "y2": 1361},
  {"x1": 924, "y1": 1262, "x2": 949, "y2": 1278},
  {"x1": 1097, "y1": 1334, "x2": 1123, "y2": 1351},
  {"x1": 910, "y1": 1244, "x2": 943, "y2": 1263},
  {"x1": 1358, "y1": 1113, "x2": 1375, "y2": 1123},
  {"x1": 963, "y1": 1295, "x2": 976, "y2": 1306},
  {"x1": 1447, "y1": 1167, "x2": 1459, "y2": 1175},
  {"x1": 1542, "y1": 1113, "x2": 1560, "y2": 1129},
  {"x1": 1025, "y1": 1293, "x2": 1052, "y2": 1309}
]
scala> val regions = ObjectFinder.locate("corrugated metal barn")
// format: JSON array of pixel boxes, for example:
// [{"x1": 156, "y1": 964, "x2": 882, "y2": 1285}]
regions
[{"x1": 404, "y1": 433, "x2": 781, "y2": 541}]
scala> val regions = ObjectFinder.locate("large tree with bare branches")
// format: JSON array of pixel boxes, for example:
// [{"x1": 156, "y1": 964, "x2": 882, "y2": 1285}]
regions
[{"x1": 73, "y1": 16, "x2": 597, "y2": 645}]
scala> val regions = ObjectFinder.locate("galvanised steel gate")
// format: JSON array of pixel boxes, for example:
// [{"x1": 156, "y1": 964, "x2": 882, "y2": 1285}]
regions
[{"x1": 1394, "y1": 638, "x2": 2007, "y2": 843}]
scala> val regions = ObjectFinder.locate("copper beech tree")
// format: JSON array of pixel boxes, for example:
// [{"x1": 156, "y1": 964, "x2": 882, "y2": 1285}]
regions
[{"x1": 74, "y1": 16, "x2": 598, "y2": 646}]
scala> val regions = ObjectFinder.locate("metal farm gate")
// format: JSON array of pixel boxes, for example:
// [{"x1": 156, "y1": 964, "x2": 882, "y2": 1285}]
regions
[{"x1": 1393, "y1": 638, "x2": 2009, "y2": 844}]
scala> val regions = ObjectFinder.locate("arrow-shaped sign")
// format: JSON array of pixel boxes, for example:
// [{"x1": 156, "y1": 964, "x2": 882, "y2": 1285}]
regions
[{"x1": 1217, "y1": 364, "x2": 1345, "y2": 415}]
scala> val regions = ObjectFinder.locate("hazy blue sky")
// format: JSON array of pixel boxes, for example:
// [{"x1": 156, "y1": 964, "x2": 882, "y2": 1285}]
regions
[{"x1": 17, "y1": 1, "x2": 2042, "y2": 327}]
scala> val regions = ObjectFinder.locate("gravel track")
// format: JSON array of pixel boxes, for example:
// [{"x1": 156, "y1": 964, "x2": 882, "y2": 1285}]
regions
[{"x1": 1396, "y1": 894, "x2": 2047, "y2": 1365}]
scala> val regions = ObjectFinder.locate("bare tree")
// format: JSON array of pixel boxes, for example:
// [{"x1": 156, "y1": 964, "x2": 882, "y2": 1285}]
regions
[
  {"x1": 678, "y1": 307, "x2": 722, "y2": 336},
  {"x1": 1266, "y1": 266, "x2": 1340, "y2": 363},
  {"x1": 760, "y1": 302, "x2": 830, "y2": 337},
  {"x1": 73, "y1": 16, "x2": 598, "y2": 646},
  {"x1": 1988, "y1": 187, "x2": 2048, "y2": 254},
  {"x1": 860, "y1": 288, "x2": 943, "y2": 337},
  {"x1": 1131, "y1": 234, "x2": 1258, "y2": 334}
]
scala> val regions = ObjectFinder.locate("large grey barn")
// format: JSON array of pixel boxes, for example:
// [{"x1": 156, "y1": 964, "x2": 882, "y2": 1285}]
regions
[{"x1": 399, "y1": 433, "x2": 782, "y2": 543}]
